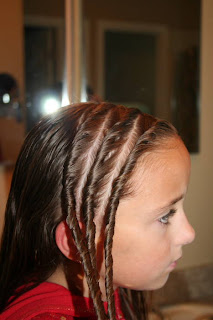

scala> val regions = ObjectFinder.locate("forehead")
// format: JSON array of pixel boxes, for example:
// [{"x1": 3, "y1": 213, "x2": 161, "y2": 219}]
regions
[
  {"x1": 128, "y1": 139, "x2": 191, "y2": 200},
  {"x1": 115, "y1": 139, "x2": 191, "y2": 226}
]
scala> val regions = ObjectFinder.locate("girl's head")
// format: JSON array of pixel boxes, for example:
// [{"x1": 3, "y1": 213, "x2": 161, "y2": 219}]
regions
[
  {"x1": 0, "y1": 102, "x2": 195, "y2": 319},
  {"x1": 108, "y1": 137, "x2": 194, "y2": 292}
]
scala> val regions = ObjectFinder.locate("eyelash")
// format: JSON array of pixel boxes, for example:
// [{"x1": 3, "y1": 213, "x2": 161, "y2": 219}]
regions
[{"x1": 159, "y1": 209, "x2": 177, "y2": 225}]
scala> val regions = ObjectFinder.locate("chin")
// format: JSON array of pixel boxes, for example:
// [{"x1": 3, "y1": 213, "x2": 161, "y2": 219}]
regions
[
  {"x1": 147, "y1": 274, "x2": 170, "y2": 291},
  {"x1": 135, "y1": 274, "x2": 170, "y2": 291},
  {"x1": 115, "y1": 273, "x2": 171, "y2": 292}
]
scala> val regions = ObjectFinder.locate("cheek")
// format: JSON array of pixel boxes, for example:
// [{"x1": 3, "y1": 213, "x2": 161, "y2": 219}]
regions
[
  {"x1": 114, "y1": 233, "x2": 169, "y2": 265},
  {"x1": 112, "y1": 221, "x2": 171, "y2": 258},
  {"x1": 98, "y1": 217, "x2": 174, "y2": 290},
  {"x1": 112, "y1": 226, "x2": 172, "y2": 272},
  {"x1": 110, "y1": 226, "x2": 146, "y2": 273},
  {"x1": 111, "y1": 236, "x2": 171, "y2": 290}
]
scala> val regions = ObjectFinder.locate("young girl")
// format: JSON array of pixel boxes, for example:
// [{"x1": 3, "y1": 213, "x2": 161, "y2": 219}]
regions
[{"x1": 0, "y1": 102, "x2": 195, "y2": 320}]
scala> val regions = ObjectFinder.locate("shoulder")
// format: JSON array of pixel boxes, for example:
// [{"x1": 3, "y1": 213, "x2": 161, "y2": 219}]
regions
[{"x1": 2, "y1": 283, "x2": 97, "y2": 320}]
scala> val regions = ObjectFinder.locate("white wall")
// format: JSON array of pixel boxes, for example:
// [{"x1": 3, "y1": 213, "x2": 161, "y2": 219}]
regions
[{"x1": 179, "y1": 0, "x2": 213, "y2": 268}]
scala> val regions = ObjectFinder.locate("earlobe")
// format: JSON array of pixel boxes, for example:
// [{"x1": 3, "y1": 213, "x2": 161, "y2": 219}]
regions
[{"x1": 55, "y1": 220, "x2": 80, "y2": 262}]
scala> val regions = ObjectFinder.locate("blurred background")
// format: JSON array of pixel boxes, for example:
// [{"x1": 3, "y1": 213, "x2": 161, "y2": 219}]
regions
[{"x1": 0, "y1": 0, "x2": 213, "y2": 313}]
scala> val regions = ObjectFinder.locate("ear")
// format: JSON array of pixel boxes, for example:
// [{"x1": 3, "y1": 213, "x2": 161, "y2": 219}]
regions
[{"x1": 55, "y1": 220, "x2": 80, "y2": 262}]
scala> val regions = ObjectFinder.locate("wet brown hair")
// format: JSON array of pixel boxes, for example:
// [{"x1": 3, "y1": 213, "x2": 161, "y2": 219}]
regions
[{"x1": 0, "y1": 102, "x2": 178, "y2": 319}]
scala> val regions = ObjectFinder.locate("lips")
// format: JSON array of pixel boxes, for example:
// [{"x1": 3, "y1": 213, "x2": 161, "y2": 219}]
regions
[
  {"x1": 169, "y1": 255, "x2": 182, "y2": 270},
  {"x1": 169, "y1": 261, "x2": 177, "y2": 269}
]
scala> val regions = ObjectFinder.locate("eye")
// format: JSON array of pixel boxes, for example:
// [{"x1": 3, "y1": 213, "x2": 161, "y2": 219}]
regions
[{"x1": 159, "y1": 209, "x2": 176, "y2": 225}]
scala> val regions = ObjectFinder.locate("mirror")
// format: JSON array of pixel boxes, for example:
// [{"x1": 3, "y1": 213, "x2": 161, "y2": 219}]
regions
[
  {"x1": 0, "y1": 0, "x2": 200, "y2": 166},
  {"x1": 0, "y1": 0, "x2": 65, "y2": 166},
  {"x1": 24, "y1": 0, "x2": 65, "y2": 132},
  {"x1": 82, "y1": 0, "x2": 200, "y2": 152}
]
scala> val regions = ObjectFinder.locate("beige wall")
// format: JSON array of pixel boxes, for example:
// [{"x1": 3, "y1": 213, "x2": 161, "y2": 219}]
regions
[
  {"x1": 0, "y1": 0, "x2": 24, "y2": 234},
  {"x1": 0, "y1": 0, "x2": 25, "y2": 101},
  {"x1": 0, "y1": 167, "x2": 7, "y2": 235},
  {"x1": 179, "y1": 0, "x2": 213, "y2": 268},
  {"x1": 0, "y1": 167, "x2": 13, "y2": 235}
]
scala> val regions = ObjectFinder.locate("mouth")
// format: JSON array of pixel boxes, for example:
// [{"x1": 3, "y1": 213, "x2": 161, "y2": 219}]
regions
[
  {"x1": 169, "y1": 256, "x2": 182, "y2": 270},
  {"x1": 169, "y1": 261, "x2": 178, "y2": 270}
]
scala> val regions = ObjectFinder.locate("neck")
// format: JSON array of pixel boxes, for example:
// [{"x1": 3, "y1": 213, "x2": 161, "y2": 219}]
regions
[
  {"x1": 47, "y1": 261, "x2": 110, "y2": 301},
  {"x1": 47, "y1": 261, "x2": 89, "y2": 297}
]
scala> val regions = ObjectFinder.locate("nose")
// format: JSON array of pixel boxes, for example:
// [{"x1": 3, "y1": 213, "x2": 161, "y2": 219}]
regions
[{"x1": 176, "y1": 213, "x2": 195, "y2": 246}]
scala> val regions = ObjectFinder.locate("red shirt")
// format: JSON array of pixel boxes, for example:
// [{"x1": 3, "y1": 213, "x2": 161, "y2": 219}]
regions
[{"x1": 0, "y1": 282, "x2": 125, "y2": 320}]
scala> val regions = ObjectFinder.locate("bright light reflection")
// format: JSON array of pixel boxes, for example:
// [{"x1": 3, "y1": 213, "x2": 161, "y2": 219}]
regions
[
  {"x1": 3, "y1": 93, "x2": 10, "y2": 104},
  {"x1": 43, "y1": 97, "x2": 60, "y2": 115}
]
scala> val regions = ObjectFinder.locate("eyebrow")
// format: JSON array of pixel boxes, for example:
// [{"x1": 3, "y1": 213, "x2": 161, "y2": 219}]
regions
[{"x1": 160, "y1": 194, "x2": 184, "y2": 210}]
